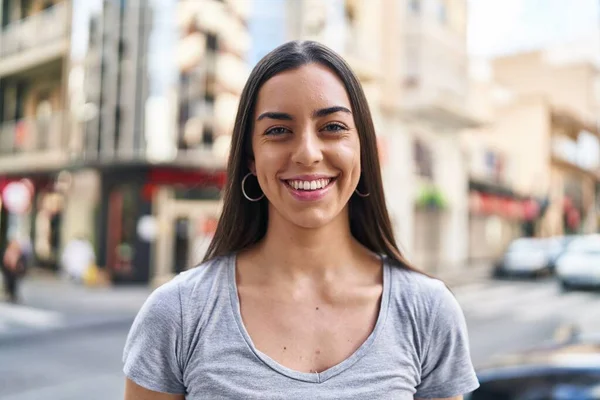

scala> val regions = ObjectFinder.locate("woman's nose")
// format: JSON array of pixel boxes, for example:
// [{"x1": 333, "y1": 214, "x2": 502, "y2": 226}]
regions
[{"x1": 290, "y1": 130, "x2": 323, "y2": 166}]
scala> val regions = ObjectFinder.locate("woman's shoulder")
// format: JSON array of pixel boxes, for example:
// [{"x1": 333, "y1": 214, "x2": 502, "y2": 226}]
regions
[
  {"x1": 386, "y1": 259, "x2": 469, "y2": 345},
  {"x1": 386, "y1": 258, "x2": 453, "y2": 309},
  {"x1": 175, "y1": 254, "x2": 232, "y2": 288},
  {"x1": 139, "y1": 255, "x2": 232, "y2": 316}
]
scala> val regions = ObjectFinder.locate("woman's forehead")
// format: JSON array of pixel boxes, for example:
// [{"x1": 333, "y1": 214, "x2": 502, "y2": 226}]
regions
[{"x1": 254, "y1": 64, "x2": 352, "y2": 113}]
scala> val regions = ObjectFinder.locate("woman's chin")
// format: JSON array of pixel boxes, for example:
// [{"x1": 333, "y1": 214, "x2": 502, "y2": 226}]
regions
[{"x1": 284, "y1": 209, "x2": 344, "y2": 230}]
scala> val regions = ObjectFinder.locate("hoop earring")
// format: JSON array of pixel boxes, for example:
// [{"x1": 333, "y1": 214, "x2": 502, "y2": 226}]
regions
[
  {"x1": 242, "y1": 173, "x2": 265, "y2": 202},
  {"x1": 355, "y1": 188, "x2": 370, "y2": 198}
]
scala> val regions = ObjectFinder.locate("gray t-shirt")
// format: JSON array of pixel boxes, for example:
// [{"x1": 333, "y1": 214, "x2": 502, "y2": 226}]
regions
[{"x1": 123, "y1": 254, "x2": 479, "y2": 399}]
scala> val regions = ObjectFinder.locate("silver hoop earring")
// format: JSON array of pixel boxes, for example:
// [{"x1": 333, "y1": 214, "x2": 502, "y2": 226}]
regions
[
  {"x1": 355, "y1": 188, "x2": 370, "y2": 198},
  {"x1": 242, "y1": 173, "x2": 265, "y2": 202}
]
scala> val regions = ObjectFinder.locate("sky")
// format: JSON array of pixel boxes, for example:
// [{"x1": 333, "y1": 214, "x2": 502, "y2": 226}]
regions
[
  {"x1": 468, "y1": 0, "x2": 600, "y2": 58},
  {"x1": 248, "y1": 0, "x2": 288, "y2": 66}
]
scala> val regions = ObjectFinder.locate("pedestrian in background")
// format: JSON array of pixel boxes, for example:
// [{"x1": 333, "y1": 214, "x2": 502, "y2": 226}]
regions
[
  {"x1": 60, "y1": 234, "x2": 96, "y2": 283},
  {"x1": 123, "y1": 41, "x2": 479, "y2": 399},
  {"x1": 1, "y1": 238, "x2": 27, "y2": 303}
]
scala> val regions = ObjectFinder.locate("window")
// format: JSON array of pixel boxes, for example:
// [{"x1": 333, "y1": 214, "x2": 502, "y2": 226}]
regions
[
  {"x1": 438, "y1": 0, "x2": 447, "y2": 24},
  {"x1": 413, "y1": 139, "x2": 434, "y2": 179},
  {"x1": 202, "y1": 124, "x2": 214, "y2": 146},
  {"x1": 409, "y1": 0, "x2": 420, "y2": 13},
  {"x1": 41, "y1": 1, "x2": 54, "y2": 11},
  {"x1": 118, "y1": 39, "x2": 127, "y2": 59},
  {"x1": 404, "y1": 43, "x2": 420, "y2": 88},
  {"x1": 206, "y1": 33, "x2": 218, "y2": 52}
]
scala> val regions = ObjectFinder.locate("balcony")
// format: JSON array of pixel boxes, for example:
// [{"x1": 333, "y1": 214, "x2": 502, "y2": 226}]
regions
[
  {"x1": 0, "y1": 2, "x2": 69, "y2": 78},
  {"x1": 0, "y1": 112, "x2": 70, "y2": 173},
  {"x1": 401, "y1": 85, "x2": 480, "y2": 131}
]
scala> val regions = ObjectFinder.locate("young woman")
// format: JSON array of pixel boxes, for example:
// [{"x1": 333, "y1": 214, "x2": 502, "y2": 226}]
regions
[{"x1": 123, "y1": 41, "x2": 479, "y2": 399}]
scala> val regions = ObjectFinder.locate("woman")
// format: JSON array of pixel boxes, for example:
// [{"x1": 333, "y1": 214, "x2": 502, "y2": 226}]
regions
[{"x1": 123, "y1": 41, "x2": 479, "y2": 399}]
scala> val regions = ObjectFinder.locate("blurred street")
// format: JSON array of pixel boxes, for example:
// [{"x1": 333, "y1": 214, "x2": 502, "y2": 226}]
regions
[
  {"x1": 1, "y1": 270, "x2": 599, "y2": 399},
  {"x1": 0, "y1": 275, "x2": 150, "y2": 399},
  {"x1": 0, "y1": 322, "x2": 130, "y2": 400},
  {"x1": 0, "y1": 0, "x2": 598, "y2": 397},
  {"x1": 460, "y1": 278, "x2": 600, "y2": 368}
]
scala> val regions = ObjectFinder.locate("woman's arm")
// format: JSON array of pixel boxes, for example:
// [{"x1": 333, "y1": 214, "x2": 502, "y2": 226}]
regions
[{"x1": 125, "y1": 378, "x2": 185, "y2": 400}]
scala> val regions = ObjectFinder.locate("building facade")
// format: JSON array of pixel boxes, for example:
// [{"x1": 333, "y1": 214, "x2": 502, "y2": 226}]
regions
[
  {"x1": 247, "y1": 0, "x2": 477, "y2": 274},
  {"x1": 392, "y1": 0, "x2": 477, "y2": 273},
  {"x1": 0, "y1": 0, "x2": 72, "y2": 271},
  {"x1": 0, "y1": 0, "x2": 249, "y2": 285},
  {"x1": 462, "y1": 50, "x2": 600, "y2": 261}
]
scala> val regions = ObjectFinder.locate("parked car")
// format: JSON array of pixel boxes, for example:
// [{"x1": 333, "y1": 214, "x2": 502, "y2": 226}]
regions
[
  {"x1": 546, "y1": 235, "x2": 578, "y2": 272},
  {"x1": 467, "y1": 329, "x2": 600, "y2": 399},
  {"x1": 494, "y1": 238, "x2": 554, "y2": 278},
  {"x1": 556, "y1": 235, "x2": 600, "y2": 291}
]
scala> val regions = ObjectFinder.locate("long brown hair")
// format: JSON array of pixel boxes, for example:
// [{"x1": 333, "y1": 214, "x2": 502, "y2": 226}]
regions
[{"x1": 203, "y1": 40, "x2": 417, "y2": 272}]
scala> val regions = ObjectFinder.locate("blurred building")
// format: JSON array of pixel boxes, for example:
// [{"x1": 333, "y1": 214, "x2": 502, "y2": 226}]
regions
[
  {"x1": 492, "y1": 51, "x2": 600, "y2": 237},
  {"x1": 249, "y1": 0, "x2": 477, "y2": 274},
  {"x1": 463, "y1": 49, "x2": 600, "y2": 260},
  {"x1": 0, "y1": 0, "x2": 249, "y2": 284},
  {"x1": 381, "y1": 0, "x2": 478, "y2": 273},
  {"x1": 0, "y1": 0, "x2": 72, "y2": 271}
]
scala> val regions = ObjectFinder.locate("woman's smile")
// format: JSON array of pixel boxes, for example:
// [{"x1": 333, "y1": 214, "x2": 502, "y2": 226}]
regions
[{"x1": 281, "y1": 175, "x2": 339, "y2": 202}]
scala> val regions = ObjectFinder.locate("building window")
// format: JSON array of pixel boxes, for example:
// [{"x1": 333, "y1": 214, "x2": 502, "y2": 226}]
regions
[
  {"x1": 438, "y1": 0, "x2": 448, "y2": 24},
  {"x1": 409, "y1": 0, "x2": 420, "y2": 13},
  {"x1": 202, "y1": 124, "x2": 214, "y2": 146},
  {"x1": 484, "y1": 150, "x2": 504, "y2": 183},
  {"x1": 404, "y1": 43, "x2": 419, "y2": 88},
  {"x1": 413, "y1": 139, "x2": 434, "y2": 179},
  {"x1": 206, "y1": 33, "x2": 218, "y2": 52}
]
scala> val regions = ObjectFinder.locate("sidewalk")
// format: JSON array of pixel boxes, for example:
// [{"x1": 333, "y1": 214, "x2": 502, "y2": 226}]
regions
[
  {"x1": 0, "y1": 270, "x2": 152, "y2": 341},
  {"x1": 435, "y1": 261, "x2": 492, "y2": 288},
  {"x1": 0, "y1": 262, "x2": 491, "y2": 341}
]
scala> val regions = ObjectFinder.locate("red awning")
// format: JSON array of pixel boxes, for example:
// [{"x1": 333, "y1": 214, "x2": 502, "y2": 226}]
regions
[{"x1": 470, "y1": 191, "x2": 539, "y2": 221}]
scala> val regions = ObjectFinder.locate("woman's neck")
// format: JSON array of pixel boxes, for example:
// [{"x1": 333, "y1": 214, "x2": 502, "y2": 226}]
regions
[{"x1": 245, "y1": 208, "x2": 376, "y2": 283}]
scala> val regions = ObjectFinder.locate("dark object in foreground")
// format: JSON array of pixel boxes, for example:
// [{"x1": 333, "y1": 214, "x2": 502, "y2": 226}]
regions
[{"x1": 467, "y1": 329, "x2": 600, "y2": 400}]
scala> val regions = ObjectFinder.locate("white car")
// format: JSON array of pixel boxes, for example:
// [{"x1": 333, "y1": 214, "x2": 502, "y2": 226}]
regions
[
  {"x1": 556, "y1": 235, "x2": 600, "y2": 290},
  {"x1": 494, "y1": 238, "x2": 552, "y2": 277}
]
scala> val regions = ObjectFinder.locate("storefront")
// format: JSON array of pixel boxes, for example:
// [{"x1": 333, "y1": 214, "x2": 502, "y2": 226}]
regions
[
  {"x1": 468, "y1": 179, "x2": 544, "y2": 262},
  {"x1": 0, "y1": 174, "x2": 64, "y2": 270},
  {"x1": 95, "y1": 166, "x2": 225, "y2": 284}
]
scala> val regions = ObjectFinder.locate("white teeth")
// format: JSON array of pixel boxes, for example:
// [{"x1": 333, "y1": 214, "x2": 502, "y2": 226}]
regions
[{"x1": 287, "y1": 179, "x2": 332, "y2": 191}]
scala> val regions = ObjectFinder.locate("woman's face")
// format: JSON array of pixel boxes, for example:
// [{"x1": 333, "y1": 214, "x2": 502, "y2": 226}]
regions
[{"x1": 250, "y1": 63, "x2": 361, "y2": 229}]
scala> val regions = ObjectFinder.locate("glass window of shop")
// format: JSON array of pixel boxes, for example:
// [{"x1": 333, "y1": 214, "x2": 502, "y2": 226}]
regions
[
  {"x1": 33, "y1": 191, "x2": 64, "y2": 269},
  {"x1": 106, "y1": 184, "x2": 138, "y2": 280}
]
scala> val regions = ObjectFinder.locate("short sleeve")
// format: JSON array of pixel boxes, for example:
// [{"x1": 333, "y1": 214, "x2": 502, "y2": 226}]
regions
[
  {"x1": 123, "y1": 279, "x2": 186, "y2": 394},
  {"x1": 415, "y1": 284, "x2": 479, "y2": 398}
]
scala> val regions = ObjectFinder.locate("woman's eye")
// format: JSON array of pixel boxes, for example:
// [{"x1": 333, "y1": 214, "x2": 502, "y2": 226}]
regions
[
  {"x1": 323, "y1": 123, "x2": 347, "y2": 132},
  {"x1": 265, "y1": 127, "x2": 289, "y2": 136}
]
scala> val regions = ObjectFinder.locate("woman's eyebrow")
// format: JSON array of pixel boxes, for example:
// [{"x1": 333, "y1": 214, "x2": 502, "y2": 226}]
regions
[
  {"x1": 256, "y1": 106, "x2": 351, "y2": 122},
  {"x1": 256, "y1": 111, "x2": 294, "y2": 121},
  {"x1": 312, "y1": 106, "x2": 352, "y2": 118}
]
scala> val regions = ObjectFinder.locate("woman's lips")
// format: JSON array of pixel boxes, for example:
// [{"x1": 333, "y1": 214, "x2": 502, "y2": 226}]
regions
[{"x1": 282, "y1": 177, "x2": 337, "y2": 202}]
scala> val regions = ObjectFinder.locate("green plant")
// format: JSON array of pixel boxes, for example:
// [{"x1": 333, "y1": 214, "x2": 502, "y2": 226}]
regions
[{"x1": 416, "y1": 185, "x2": 447, "y2": 211}]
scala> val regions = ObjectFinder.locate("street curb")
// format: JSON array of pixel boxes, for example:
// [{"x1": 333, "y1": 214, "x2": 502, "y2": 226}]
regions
[{"x1": 0, "y1": 315, "x2": 136, "y2": 346}]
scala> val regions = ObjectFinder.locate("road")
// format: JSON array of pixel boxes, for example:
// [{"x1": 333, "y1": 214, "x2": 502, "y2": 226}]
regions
[
  {"x1": 458, "y1": 277, "x2": 600, "y2": 367},
  {"x1": 0, "y1": 322, "x2": 131, "y2": 399},
  {"x1": 0, "y1": 277, "x2": 599, "y2": 398}
]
